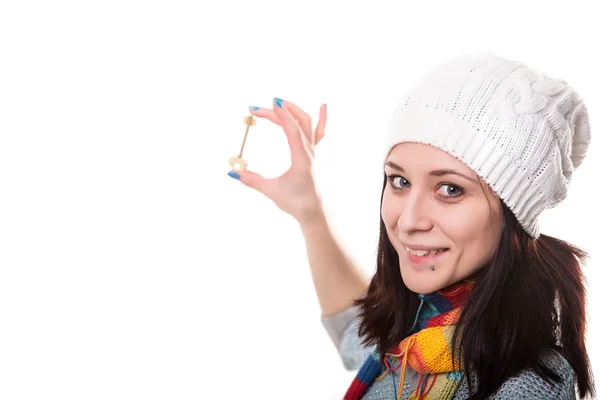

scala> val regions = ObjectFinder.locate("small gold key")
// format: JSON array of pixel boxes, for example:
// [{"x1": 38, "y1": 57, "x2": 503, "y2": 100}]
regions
[{"x1": 229, "y1": 115, "x2": 256, "y2": 171}]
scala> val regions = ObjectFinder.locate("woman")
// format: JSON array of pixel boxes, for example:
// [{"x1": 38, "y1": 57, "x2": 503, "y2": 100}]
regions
[{"x1": 229, "y1": 53, "x2": 595, "y2": 399}]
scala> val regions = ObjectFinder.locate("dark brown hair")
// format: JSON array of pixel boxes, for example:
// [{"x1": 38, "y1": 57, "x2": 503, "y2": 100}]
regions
[{"x1": 353, "y1": 174, "x2": 595, "y2": 399}]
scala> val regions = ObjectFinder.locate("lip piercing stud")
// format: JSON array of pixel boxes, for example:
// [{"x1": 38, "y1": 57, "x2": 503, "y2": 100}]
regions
[
  {"x1": 229, "y1": 115, "x2": 256, "y2": 171},
  {"x1": 430, "y1": 265, "x2": 435, "y2": 271}
]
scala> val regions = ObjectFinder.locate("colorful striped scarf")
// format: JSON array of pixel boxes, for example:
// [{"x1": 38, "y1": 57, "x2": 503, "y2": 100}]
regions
[{"x1": 344, "y1": 280, "x2": 473, "y2": 400}]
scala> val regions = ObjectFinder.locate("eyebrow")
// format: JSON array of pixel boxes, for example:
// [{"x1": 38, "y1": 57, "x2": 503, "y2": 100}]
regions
[{"x1": 385, "y1": 161, "x2": 478, "y2": 184}]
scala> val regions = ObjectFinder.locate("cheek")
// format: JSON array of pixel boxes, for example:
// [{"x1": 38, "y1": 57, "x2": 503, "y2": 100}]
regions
[
  {"x1": 380, "y1": 192, "x2": 399, "y2": 229},
  {"x1": 441, "y1": 204, "x2": 489, "y2": 241},
  {"x1": 445, "y1": 206, "x2": 500, "y2": 271}
]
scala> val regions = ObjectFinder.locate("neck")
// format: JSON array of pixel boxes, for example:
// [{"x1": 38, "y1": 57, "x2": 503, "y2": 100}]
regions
[{"x1": 409, "y1": 279, "x2": 474, "y2": 334}]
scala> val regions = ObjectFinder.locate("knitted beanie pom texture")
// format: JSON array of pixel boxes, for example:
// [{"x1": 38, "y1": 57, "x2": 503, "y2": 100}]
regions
[{"x1": 383, "y1": 53, "x2": 591, "y2": 239}]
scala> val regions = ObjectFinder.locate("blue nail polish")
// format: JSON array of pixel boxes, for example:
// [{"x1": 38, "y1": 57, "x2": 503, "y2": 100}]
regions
[
  {"x1": 228, "y1": 171, "x2": 240, "y2": 180},
  {"x1": 274, "y1": 98, "x2": 284, "y2": 108},
  {"x1": 249, "y1": 106, "x2": 260, "y2": 110}
]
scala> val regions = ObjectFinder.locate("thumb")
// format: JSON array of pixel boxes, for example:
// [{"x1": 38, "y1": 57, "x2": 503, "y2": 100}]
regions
[{"x1": 231, "y1": 169, "x2": 268, "y2": 194}]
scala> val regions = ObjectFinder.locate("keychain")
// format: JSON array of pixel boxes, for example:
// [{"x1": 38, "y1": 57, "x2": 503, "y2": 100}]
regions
[{"x1": 229, "y1": 114, "x2": 256, "y2": 171}]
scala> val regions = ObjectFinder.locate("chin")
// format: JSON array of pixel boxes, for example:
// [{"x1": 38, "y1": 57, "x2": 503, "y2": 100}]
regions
[{"x1": 401, "y1": 270, "x2": 446, "y2": 294}]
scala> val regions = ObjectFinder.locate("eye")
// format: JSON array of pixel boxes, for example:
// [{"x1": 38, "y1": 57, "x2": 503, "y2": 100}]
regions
[
  {"x1": 438, "y1": 184, "x2": 463, "y2": 198},
  {"x1": 387, "y1": 175, "x2": 410, "y2": 189}
]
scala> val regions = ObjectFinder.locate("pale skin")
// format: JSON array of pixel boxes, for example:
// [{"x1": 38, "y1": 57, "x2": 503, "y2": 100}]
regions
[
  {"x1": 232, "y1": 99, "x2": 503, "y2": 316},
  {"x1": 382, "y1": 142, "x2": 504, "y2": 294},
  {"x1": 234, "y1": 99, "x2": 370, "y2": 316},
  {"x1": 233, "y1": 99, "x2": 328, "y2": 224}
]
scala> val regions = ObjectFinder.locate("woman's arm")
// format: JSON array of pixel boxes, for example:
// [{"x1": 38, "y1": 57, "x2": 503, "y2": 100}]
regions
[{"x1": 299, "y1": 209, "x2": 370, "y2": 317}]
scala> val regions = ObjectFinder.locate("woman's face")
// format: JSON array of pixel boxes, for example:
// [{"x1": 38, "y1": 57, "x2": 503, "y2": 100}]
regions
[{"x1": 381, "y1": 142, "x2": 504, "y2": 294}]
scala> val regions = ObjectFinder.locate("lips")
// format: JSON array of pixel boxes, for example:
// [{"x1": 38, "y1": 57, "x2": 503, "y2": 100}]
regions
[
  {"x1": 402, "y1": 246, "x2": 449, "y2": 265},
  {"x1": 405, "y1": 247, "x2": 448, "y2": 256}
]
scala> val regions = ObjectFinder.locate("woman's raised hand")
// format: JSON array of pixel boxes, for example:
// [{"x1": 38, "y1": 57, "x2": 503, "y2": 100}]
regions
[{"x1": 231, "y1": 98, "x2": 327, "y2": 224}]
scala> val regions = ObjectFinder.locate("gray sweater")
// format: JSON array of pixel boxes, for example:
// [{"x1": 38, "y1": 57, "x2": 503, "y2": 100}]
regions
[{"x1": 321, "y1": 305, "x2": 576, "y2": 399}]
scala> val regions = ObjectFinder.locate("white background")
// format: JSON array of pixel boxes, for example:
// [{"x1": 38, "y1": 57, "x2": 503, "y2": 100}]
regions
[{"x1": 0, "y1": 1, "x2": 598, "y2": 399}]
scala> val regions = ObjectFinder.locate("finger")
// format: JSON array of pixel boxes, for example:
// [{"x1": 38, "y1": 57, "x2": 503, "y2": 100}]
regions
[
  {"x1": 249, "y1": 105, "x2": 318, "y2": 147},
  {"x1": 281, "y1": 101, "x2": 314, "y2": 145},
  {"x1": 232, "y1": 168, "x2": 268, "y2": 195},
  {"x1": 249, "y1": 105, "x2": 310, "y2": 154},
  {"x1": 248, "y1": 107, "x2": 281, "y2": 126},
  {"x1": 273, "y1": 98, "x2": 312, "y2": 168},
  {"x1": 314, "y1": 103, "x2": 327, "y2": 145}
]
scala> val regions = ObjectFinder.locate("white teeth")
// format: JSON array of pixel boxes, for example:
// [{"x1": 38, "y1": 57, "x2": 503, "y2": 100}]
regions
[{"x1": 405, "y1": 247, "x2": 447, "y2": 256}]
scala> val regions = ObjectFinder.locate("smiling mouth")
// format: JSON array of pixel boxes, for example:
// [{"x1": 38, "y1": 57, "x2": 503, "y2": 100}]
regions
[
  {"x1": 403, "y1": 246, "x2": 450, "y2": 264},
  {"x1": 404, "y1": 246, "x2": 449, "y2": 256}
]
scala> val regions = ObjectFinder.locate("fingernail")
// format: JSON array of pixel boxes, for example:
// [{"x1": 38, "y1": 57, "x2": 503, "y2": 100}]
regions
[
  {"x1": 228, "y1": 171, "x2": 240, "y2": 180},
  {"x1": 274, "y1": 98, "x2": 284, "y2": 108},
  {"x1": 249, "y1": 106, "x2": 260, "y2": 111}
]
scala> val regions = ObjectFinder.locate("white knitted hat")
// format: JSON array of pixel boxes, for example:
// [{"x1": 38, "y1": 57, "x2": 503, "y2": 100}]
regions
[{"x1": 383, "y1": 53, "x2": 591, "y2": 239}]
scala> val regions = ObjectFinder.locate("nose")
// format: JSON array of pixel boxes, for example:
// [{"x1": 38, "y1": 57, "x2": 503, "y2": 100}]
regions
[{"x1": 397, "y1": 190, "x2": 434, "y2": 234}]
